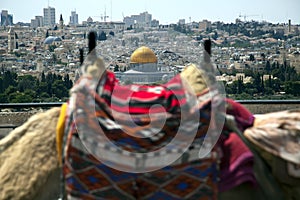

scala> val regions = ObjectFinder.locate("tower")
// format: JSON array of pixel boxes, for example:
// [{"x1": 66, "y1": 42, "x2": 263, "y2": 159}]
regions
[
  {"x1": 59, "y1": 14, "x2": 64, "y2": 29},
  {"x1": 36, "y1": 58, "x2": 44, "y2": 72},
  {"x1": 69, "y1": 11, "x2": 78, "y2": 25},
  {"x1": 43, "y1": 7, "x2": 55, "y2": 27},
  {"x1": 1, "y1": 10, "x2": 13, "y2": 26},
  {"x1": 288, "y1": 19, "x2": 291, "y2": 33},
  {"x1": 8, "y1": 27, "x2": 16, "y2": 53}
]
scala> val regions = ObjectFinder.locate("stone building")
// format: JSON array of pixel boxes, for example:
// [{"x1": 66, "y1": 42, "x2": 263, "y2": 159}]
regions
[{"x1": 8, "y1": 27, "x2": 17, "y2": 53}]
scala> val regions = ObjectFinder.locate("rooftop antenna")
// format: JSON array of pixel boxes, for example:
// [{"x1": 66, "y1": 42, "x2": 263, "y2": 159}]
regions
[
  {"x1": 103, "y1": 6, "x2": 109, "y2": 22},
  {"x1": 144, "y1": 0, "x2": 148, "y2": 12}
]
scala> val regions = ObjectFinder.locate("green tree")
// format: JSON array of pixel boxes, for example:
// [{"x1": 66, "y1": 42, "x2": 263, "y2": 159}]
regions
[
  {"x1": 237, "y1": 76, "x2": 244, "y2": 94},
  {"x1": 264, "y1": 87, "x2": 274, "y2": 95},
  {"x1": 46, "y1": 72, "x2": 54, "y2": 83},
  {"x1": 39, "y1": 81, "x2": 48, "y2": 95},
  {"x1": 0, "y1": 94, "x2": 8, "y2": 102},
  {"x1": 265, "y1": 60, "x2": 271, "y2": 73},
  {"x1": 41, "y1": 72, "x2": 46, "y2": 82},
  {"x1": 226, "y1": 81, "x2": 238, "y2": 94},
  {"x1": 261, "y1": 74, "x2": 265, "y2": 94},
  {"x1": 34, "y1": 79, "x2": 40, "y2": 94},
  {"x1": 0, "y1": 77, "x2": 3, "y2": 93},
  {"x1": 253, "y1": 73, "x2": 262, "y2": 93},
  {"x1": 267, "y1": 75, "x2": 272, "y2": 88},
  {"x1": 244, "y1": 82, "x2": 255, "y2": 94},
  {"x1": 24, "y1": 89, "x2": 36, "y2": 99},
  {"x1": 271, "y1": 78, "x2": 282, "y2": 93},
  {"x1": 40, "y1": 92, "x2": 50, "y2": 99},
  {"x1": 52, "y1": 80, "x2": 68, "y2": 99},
  {"x1": 63, "y1": 73, "x2": 73, "y2": 89},
  {"x1": 4, "y1": 85, "x2": 17, "y2": 96},
  {"x1": 10, "y1": 92, "x2": 33, "y2": 103},
  {"x1": 17, "y1": 75, "x2": 37, "y2": 92},
  {"x1": 284, "y1": 81, "x2": 300, "y2": 96},
  {"x1": 3, "y1": 71, "x2": 17, "y2": 89},
  {"x1": 235, "y1": 92, "x2": 253, "y2": 100}
]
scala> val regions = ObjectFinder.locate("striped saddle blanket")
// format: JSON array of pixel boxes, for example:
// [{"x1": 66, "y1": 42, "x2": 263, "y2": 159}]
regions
[{"x1": 63, "y1": 71, "x2": 224, "y2": 199}]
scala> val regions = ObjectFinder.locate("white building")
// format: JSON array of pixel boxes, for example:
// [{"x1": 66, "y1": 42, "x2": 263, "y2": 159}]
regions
[
  {"x1": 31, "y1": 16, "x2": 43, "y2": 28},
  {"x1": 123, "y1": 12, "x2": 152, "y2": 28},
  {"x1": 43, "y1": 7, "x2": 56, "y2": 27},
  {"x1": 69, "y1": 11, "x2": 79, "y2": 25},
  {"x1": 199, "y1": 20, "x2": 211, "y2": 31},
  {"x1": 178, "y1": 19, "x2": 185, "y2": 25},
  {"x1": 1, "y1": 10, "x2": 13, "y2": 26}
]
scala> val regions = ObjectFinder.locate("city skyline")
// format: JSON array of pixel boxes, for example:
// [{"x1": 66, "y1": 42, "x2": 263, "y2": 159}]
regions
[{"x1": 1, "y1": 0, "x2": 300, "y2": 25}]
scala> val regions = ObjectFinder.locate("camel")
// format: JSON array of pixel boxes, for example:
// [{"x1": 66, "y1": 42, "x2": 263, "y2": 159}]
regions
[{"x1": 0, "y1": 33, "x2": 299, "y2": 200}]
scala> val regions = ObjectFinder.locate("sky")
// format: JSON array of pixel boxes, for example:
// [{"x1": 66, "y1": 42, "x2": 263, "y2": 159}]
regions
[{"x1": 1, "y1": 0, "x2": 300, "y2": 25}]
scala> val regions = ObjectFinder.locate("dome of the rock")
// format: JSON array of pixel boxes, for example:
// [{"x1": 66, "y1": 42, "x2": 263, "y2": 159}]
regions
[{"x1": 130, "y1": 46, "x2": 157, "y2": 64}]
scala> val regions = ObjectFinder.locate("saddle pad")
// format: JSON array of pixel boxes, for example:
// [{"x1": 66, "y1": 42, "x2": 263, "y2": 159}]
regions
[
  {"x1": 244, "y1": 109, "x2": 300, "y2": 165},
  {"x1": 63, "y1": 71, "x2": 224, "y2": 199},
  {"x1": 64, "y1": 133, "x2": 218, "y2": 200}
]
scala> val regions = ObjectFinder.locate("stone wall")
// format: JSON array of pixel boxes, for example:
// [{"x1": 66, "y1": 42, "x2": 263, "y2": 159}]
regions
[
  {"x1": 242, "y1": 103, "x2": 300, "y2": 114},
  {"x1": 0, "y1": 110, "x2": 43, "y2": 125},
  {"x1": 0, "y1": 110, "x2": 46, "y2": 139},
  {"x1": 1, "y1": 103, "x2": 299, "y2": 123}
]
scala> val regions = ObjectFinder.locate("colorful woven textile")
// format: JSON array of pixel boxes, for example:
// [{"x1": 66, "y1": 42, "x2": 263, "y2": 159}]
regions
[
  {"x1": 63, "y1": 71, "x2": 222, "y2": 199},
  {"x1": 217, "y1": 99, "x2": 257, "y2": 192},
  {"x1": 64, "y1": 134, "x2": 218, "y2": 200}
]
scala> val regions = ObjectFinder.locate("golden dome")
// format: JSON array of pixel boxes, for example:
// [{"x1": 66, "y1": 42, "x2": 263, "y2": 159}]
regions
[{"x1": 130, "y1": 46, "x2": 157, "y2": 64}]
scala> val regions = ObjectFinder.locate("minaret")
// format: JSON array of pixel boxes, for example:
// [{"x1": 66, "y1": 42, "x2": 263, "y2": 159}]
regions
[
  {"x1": 59, "y1": 14, "x2": 64, "y2": 30},
  {"x1": 288, "y1": 19, "x2": 291, "y2": 33},
  {"x1": 8, "y1": 27, "x2": 16, "y2": 53},
  {"x1": 36, "y1": 58, "x2": 44, "y2": 72}
]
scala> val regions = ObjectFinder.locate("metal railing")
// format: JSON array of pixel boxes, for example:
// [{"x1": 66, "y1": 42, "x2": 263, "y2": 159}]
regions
[
  {"x1": 0, "y1": 102, "x2": 63, "y2": 109},
  {"x1": 1, "y1": 100, "x2": 300, "y2": 109}
]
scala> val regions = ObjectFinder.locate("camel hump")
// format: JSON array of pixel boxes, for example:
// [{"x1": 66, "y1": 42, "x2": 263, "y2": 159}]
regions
[{"x1": 245, "y1": 109, "x2": 300, "y2": 166}]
